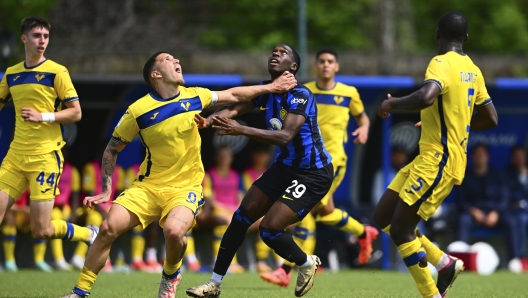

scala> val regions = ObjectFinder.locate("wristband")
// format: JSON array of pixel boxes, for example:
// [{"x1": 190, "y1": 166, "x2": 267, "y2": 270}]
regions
[{"x1": 41, "y1": 113, "x2": 55, "y2": 123}]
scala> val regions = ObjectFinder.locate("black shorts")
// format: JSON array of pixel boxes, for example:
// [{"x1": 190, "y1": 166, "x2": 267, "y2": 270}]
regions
[{"x1": 253, "y1": 162, "x2": 333, "y2": 219}]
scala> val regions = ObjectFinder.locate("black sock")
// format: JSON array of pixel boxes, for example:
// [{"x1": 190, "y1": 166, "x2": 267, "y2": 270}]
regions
[
  {"x1": 281, "y1": 263, "x2": 293, "y2": 274},
  {"x1": 260, "y1": 227, "x2": 307, "y2": 266},
  {"x1": 358, "y1": 231, "x2": 366, "y2": 239},
  {"x1": 212, "y1": 208, "x2": 254, "y2": 276}
]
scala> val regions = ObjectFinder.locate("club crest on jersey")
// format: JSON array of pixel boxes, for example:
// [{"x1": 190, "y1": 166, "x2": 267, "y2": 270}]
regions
[
  {"x1": 280, "y1": 108, "x2": 288, "y2": 120},
  {"x1": 334, "y1": 96, "x2": 344, "y2": 105},
  {"x1": 181, "y1": 101, "x2": 191, "y2": 111},
  {"x1": 290, "y1": 97, "x2": 306, "y2": 105},
  {"x1": 269, "y1": 118, "x2": 282, "y2": 130},
  {"x1": 35, "y1": 73, "x2": 45, "y2": 82}
]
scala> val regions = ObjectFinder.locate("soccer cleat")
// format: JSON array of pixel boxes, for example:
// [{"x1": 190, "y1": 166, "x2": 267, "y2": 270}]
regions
[
  {"x1": 437, "y1": 256, "x2": 464, "y2": 297},
  {"x1": 294, "y1": 255, "x2": 321, "y2": 297},
  {"x1": 228, "y1": 262, "x2": 245, "y2": 273},
  {"x1": 260, "y1": 267, "x2": 291, "y2": 287},
  {"x1": 158, "y1": 273, "x2": 182, "y2": 298},
  {"x1": 186, "y1": 281, "x2": 221, "y2": 298},
  {"x1": 86, "y1": 225, "x2": 100, "y2": 247},
  {"x1": 70, "y1": 255, "x2": 85, "y2": 270},
  {"x1": 148, "y1": 259, "x2": 163, "y2": 273},
  {"x1": 187, "y1": 260, "x2": 201, "y2": 272},
  {"x1": 55, "y1": 259, "x2": 73, "y2": 271},
  {"x1": 35, "y1": 261, "x2": 54, "y2": 272},
  {"x1": 357, "y1": 226, "x2": 379, "y2": 265},
  {"x1": 257, "y1": 261, "x2": 273, "y2": 273},
  {"x1": 132, "y1": 259, "x2": 152, "y2": 272},
  {"x1": 5, "y1": 260, "x2": 18, "y2": 272}
]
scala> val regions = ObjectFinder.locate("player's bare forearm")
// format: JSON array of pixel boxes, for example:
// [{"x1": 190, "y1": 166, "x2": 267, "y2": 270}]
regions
[
  {"x1": 209, "y1": 101, "x2": 255, "y2": 121},
  {"x1": 355, "y1": 112, "x2": 370, "y2": 129},
  {"x1": 54, "y1": 100, "x2": 82, "y2": 123},
  {"x1": 470, "y1": 102, "x2": 498, "y2": 131},
  {"x1": 381, "y1": 83, "x2": 440, "y2": 116},
  {"x1": 101, "y1": 137, "x2": 127, "y2": 194}
]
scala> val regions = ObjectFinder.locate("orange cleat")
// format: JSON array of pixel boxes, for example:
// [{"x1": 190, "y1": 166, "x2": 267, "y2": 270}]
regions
[
  {"x1": 257, "y1": 261, "x2": 273, "y2": 273},
  {"x1": 132, "y1": 259, "x2": 151, "y2": 272},
  {"x1": 357, "y1": 225, "x2": 379, "y2": 265},
  {"x1": 260, "y1": 267, "x2": 292, "y2": 287},
  {"x1": 228, "y1": 262, "x2": 245, "y2": 273},
  {"x1": 147, "y1": 259, "x2": 163, "y2": 273},
  {"x1": 187, "y1": 260, "x2": 201, "y2": 272}
]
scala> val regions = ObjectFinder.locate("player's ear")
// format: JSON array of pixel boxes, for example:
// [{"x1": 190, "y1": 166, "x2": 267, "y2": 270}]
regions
[
  {"x1": 463, "y1": 34, "x2": 468, "y2": 43},
  {"x1": 335, "y1": 61, "x2": 340, "y2": 73},
  {"x1": 151, "y1": 70, "x2": 162, "y2": 80},
  {"x1": 20, "y1": 34, "x2": 26, "y2": 44},
  {"x1": 290, "y1": 62, "x2": 298, "y2": 73}
]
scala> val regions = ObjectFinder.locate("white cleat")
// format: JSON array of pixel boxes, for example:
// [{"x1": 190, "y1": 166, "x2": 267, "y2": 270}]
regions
[
  {"x1": 55, "y1": 259, "x2": 73, "y2": 271},
  {"x1": 295, "y1": 255, "x2": 321, "y2": 297},
  {"x1": 5, "y1": 260, "x2": 18, "y2": 272},
  {"x1": 35, "y1": 261, "x2": 54, "y2": 273},
  {"x1": 86, "y1": 225, "x2": 99, "y2": 247},
  {"x1": 186, "y1": 280, "x2": 221, "y2": 298},
  {"x1": 70, "y1": 255, "x2": 86, "y2": 270},
  {"x1": 60, "y1": 292, "x2": 84, "y2": 298},
  {"x1": 158, "y1": 273, "x2": 182, "y2": 298}
]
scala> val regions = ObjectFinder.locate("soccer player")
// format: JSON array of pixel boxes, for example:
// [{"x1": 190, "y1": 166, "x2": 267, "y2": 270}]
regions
[
  {"x1": 187, "y1": 44, "x2": 333, "y2": 298},
  {"x1": 261, "y1": 48, "x2": 379, "y2": 286},
  {"x1": 0, "y1": 16, "x2": 98, "y2": 260},
  {"x1": 373, "y1": 11, "x2": 498, "y2": 298},
  {"x1": 61, "y1": 51, "x2": 296, "y2": 298}
]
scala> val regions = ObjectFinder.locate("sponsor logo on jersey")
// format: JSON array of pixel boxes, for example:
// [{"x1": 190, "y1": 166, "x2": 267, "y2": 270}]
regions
[{"x1": 290, "y1": 97, "x2": 306, "y2": 105}]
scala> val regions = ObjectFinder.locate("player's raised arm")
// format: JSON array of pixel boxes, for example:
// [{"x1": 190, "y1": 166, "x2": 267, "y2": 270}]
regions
[
  {"x1": 470, "y1": 102, "x2": 498, "y2": 131},
  {"x1": 378, "y1": 83, "x2": 441, "y2": 118},
  {"x1": 214, "y1": 71, "x2": 296, "y2": 105},
  {"x1": 195, "y1": 101, "x2": 255, "y2": 129}
]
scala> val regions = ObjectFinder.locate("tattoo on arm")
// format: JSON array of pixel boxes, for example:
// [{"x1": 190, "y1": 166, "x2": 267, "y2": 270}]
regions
[
  {"x1": 167, "y1": 214, "x2": 189, "y2": 225},
  {"x1": 101, "y1": 137, "x2": 127, "y2": 193}
]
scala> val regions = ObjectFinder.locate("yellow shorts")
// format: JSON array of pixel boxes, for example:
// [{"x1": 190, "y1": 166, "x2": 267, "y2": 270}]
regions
[
  {"x1": 0, "y1": 150, "x2": 63, "y2": 201},
  {"x1": 113, "y1": 181, "x2": 204, "y2": 229},
  {"x1": 319, "y1": 160, "x2": 346, "y2": 206},
  {"x1": 388, "y1": 155, "x2": 455, "y2": 220}
]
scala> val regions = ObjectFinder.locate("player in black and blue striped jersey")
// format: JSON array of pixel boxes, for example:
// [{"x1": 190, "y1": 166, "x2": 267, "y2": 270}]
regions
[{"x1": 187, "y1": 44, "x2": 333, "y2": 298}]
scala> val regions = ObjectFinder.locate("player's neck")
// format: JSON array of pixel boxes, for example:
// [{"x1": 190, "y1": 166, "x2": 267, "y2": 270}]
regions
[
  {"x1": 316, "y1": 78, "x2": 336, "y2": 90},
  {"x1": 437, "y1": 42, "x2": 464, "y2": 56},
  {"x1": 156, "y1": 84, "x2": 180, "y2": 100},
  {"x1": 25, "y1": 53, "x2": 46, "y2": 68}
]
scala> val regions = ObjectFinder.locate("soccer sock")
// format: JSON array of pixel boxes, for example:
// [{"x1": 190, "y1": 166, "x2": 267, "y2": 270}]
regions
[
  {"x1": 131, "y1": 225, "x2": 145, "y2": 262},
  {"x1": 33, "y1": 238, "x2": 47, "y2": 263},
  {"x1": 184, "y1": 231, "x2": 198, "y2": 262},
  {"x1": 74, "y1": 266, "x2": 98, "y2": 297},
  {"x1": 51, "y1": 220, "x2": 90, "y2": 242},
  {"x1": 260, "y1": 227, "x2": 307, "y2": 266},
  {"x1": 316, "y1": 209, "x2": 365, "y2": 236},
  {"x1": 415, "y1": 229, "x2": 447, "y2": 270},
  {"x1": 293, "y1": 213, "x2": 316, "y2": 255},
  {"x1": 397, "y1": 238, "x2": 438, "y2": 298},
  {"x1": 281, "y1": 262, "x2": 294, "y2": 274},
  {"x1": 212, "y1": 208, "x2": 254, "y2": 279},
  {"x1": 50, "y1": 207, "x2": 65, "y2": 261},
  {"x1": 2, "y1": 225, "x2": 17, "y2": 261},
  {"x1": 212, "y1": 225, "x2": 227, "y2": 258},
  {"x1": 163, "y1": 259, "x2": 182, "y2": 279}
]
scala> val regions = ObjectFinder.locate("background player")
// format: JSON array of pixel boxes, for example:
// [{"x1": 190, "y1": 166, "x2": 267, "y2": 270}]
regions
[
  {"x1": 0, "y1": 16, "x2": 98, "y2": 260},
  {"x1": 261, "y1": 48, "x2": 379, "y2": 286},
  {"x1": 62, "y1": 51, "x2": 296, "y2": 298},
  {"x1": 373, "y1": 11, "x2": 498, "y2": 298},
  {"x1": 187, "y1": 44, "x2": 333, "y2": 298}
]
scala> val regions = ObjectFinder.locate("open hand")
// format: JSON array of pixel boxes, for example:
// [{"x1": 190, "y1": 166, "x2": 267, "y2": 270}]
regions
[
  {"x1": 378, "y1": 94, "x2": 394, "y2": 118},
  {"x1": 83, "y1": 192, "x2": 111, "y2": 209},
  {"x1": 352, "y1": 126, "x2": 368, "y2": 144},
  {"x1": 211, "y1": 116, "x2": 245, "y2": 136},
  {"x1": 21, "y1": 108, "x2": 42, "y2": 122},
  {"x1": 194, "y1": 114, "x2": 212, "y2": 129},
  {"x1": 270, "y1": 71, "x2": 297, "y2": 93}
]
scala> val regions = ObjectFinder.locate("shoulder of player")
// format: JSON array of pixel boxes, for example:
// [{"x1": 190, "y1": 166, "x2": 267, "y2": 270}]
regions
[
  {"x1": 289, "y1": 83, "x2": 313, "y2": 98},
  {"x1": 304, "y1": 81, "x2": 317, "y2": 90},
  {"x1": 4, "y1": 61, "x2": 26, "y2": 74},
  {"x1": 334, "y1": 82, "x2": 359, "y2": 95},
  {"x1": 41, "y1": 59, "x2": 70, "y2": 74}
]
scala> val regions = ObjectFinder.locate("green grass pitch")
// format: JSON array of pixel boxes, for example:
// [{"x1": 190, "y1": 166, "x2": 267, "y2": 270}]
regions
[{"x1": 0, "y1": 269, "x2": 526, "y2": 297}]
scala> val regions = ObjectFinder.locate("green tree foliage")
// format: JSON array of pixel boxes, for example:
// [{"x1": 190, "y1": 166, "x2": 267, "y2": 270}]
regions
[{"x1": 0, "y1": 0, "x2": 58, "y2": 35}]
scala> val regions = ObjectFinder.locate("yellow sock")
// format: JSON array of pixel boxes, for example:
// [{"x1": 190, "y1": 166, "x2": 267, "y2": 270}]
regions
[
  {"x1": 212, "y1": 225, "x2": 227, "y2": 258},
  {"x1": 416, "y1": 229, "x2": 444, "y2": 266},
  {"x1": 185, "y1": 231, "x2": 195, "y2": 257},
  {"x1": 293, "y1": 212, "x2": 316, "y2": 255},
  {"x1": 51, "y1": 220, "x2": 90, "y2": 242},
  {"x1": 131, "y1": 225, "x2": 145, "y2": 261},
  {"x1": 316, "y1": 208, "x2": 365, "y2": 236},
  {"x1": 162, "y1": 259, "x2": 182, "y2": 279},
  {"x1": 33, "y1": 238, "x2": 47, "y2": 263},
  {"x1": 397, "y1": 238, "x2": 438, "y2": 298},
  {"x1": 74, "y1": 266, "x2": 98, "y2": 296},
  {"x1": 255, "y1": 238, "x2": 271, "y2": 261},
  {"x1": 50, "y1": 207, "x2": 65, "y2": 260},
  {"x1": 2, "y1": 225, "x2": 17, "y2": 261},
  {"x1": 382, "y1": 224, "x2": 391, "y2": 235}
]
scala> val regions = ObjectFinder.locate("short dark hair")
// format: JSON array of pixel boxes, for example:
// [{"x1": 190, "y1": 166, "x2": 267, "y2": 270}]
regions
[
  {"x1": 437, "y1": 11, "x2": 468, "y2": 42},
  {"x1": 316, "y1": 48, "x2": 338, "y2": 61},
  {"x1": 510, "y1": 144, "x2": 526, "y2": 155},
  {"x1": 21, "y1": 16, "x2": 51, "y2": 35},
  {"x1": 143, "y1": 51, "x2": 168, "y2": 87},
  {"x1": 282, "y1": 44, "x2": 301, "y2": 75}
]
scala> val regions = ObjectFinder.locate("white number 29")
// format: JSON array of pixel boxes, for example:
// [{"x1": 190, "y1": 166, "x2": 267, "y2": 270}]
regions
[{"x1": 285, "y1": 180, "x2": 307, "y2": 199}]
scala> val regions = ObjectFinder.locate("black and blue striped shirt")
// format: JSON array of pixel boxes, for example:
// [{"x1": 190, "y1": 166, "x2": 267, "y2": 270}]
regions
[{"x1": 252, "y1": 82, "x2": 332, "y2": 170}]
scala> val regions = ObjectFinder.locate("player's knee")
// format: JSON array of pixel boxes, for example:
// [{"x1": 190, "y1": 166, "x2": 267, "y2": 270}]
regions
[
  {"x1": 163, "y1": 226, "x2": 187, "y2": 247},
  {"x1": 259, "y1": 226, "x2": 283, "y2": 246},
  {"x1": 389, "y1": 223, "x2": 414, "y2": 245},
  {"x1": 231, "y1": 208, "x2": 255, "y2": 228},
  {"x1": 98, "y1": 220, "x2": 119, "y2": 242},
  {"x1": 31, "y1": 224, "x2": 54, "y2": 239}
]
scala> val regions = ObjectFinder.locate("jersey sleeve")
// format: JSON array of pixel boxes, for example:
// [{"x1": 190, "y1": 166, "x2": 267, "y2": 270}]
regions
[
  {"x1": 112, "y1": 109, "x2": 139, "y2": 143},
  {"x1": 54, "y1": 67, "x2": 79, "y2": 103},
  {"x1": 0, "y1": 73, "x2": 11, "y2": 104},
  {"x1": 423, "y1": 57, "x2": 451, "y2": 94},
  {"x1": 82, "y1": 163, "x2": 96, "y2": 193},
  {"x1": 202, "y1": 173, "x2": 213, "y2": 198},
  {"x1": 71, "y1": 166, "x2": 81, "y2": 192},
  {"x1": 475, "y1": 70, "x2": 492, "y2": 106},
  {"x1": 348, "y1": 87, "x2": 365, "y2": 117},
  {"x1": 287, "y1": 89, "x2": 312, "y2": 118},
  {"x1": 195, "y1": 87, "x2": 218, "y2": 108}
]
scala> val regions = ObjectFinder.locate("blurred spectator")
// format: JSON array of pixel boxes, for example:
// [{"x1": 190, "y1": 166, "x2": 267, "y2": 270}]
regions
[
  {"x1": 457, "y1": 144, "x2": 521, "y2": 264},
  {"x1": 505, "y1": 145, "x2": 528, "y2": 270},
  {"x1": 371, "y1": 146, "x2": 408, "y2": 206}
]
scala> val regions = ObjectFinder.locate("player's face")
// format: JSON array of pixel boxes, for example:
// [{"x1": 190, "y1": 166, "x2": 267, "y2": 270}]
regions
[
  {"x1": 316, "y1": 53, "x2": 339, "y2": 80},
  {"x1": 21, "y1": 26, "x2": 49, "y2": 56},
  {"x1": 216, "y1": 148, "x2": 234, "y2": 168},
  {"x1": 268, "y1": 45, "x2": 297, "y2": 76},
  {"x1": 471, "y1": 147, "x2": 489, "y2": 167},
  {"x1": 155, "y1": 53, "x2": 185, "y2": 85},
  {"x1": 511, "y1": 149, "x2": 526, "y2": 169}
]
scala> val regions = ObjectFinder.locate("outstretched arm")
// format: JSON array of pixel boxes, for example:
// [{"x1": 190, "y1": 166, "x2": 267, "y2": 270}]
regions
[
  {"x1": 195, "y1": 101, "x2": 255, "y2": 129},
  {"x1": 470, "y1": 102, "x2": 498, "y2": 131},
  {"x1": 378, "y1": 83, "x2": 441, "y2": 118},
  {"x1": 211, "y1": 112, "x2": 305, "y2": 146},
  {"x1": 83, "y1": 138, "x2": 127, "y2": 208}
]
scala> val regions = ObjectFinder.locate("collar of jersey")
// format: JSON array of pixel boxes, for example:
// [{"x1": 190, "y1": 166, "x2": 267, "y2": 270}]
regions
[
  {"x1": 149, "y1": 91, "x2": 181, "y2": 102},
  {"x1": 24, "y1": 59, "x2": 48, "y2": 69},
  {"x1": 315, "y1": 81, "x2": 337, "y2": 91}
]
